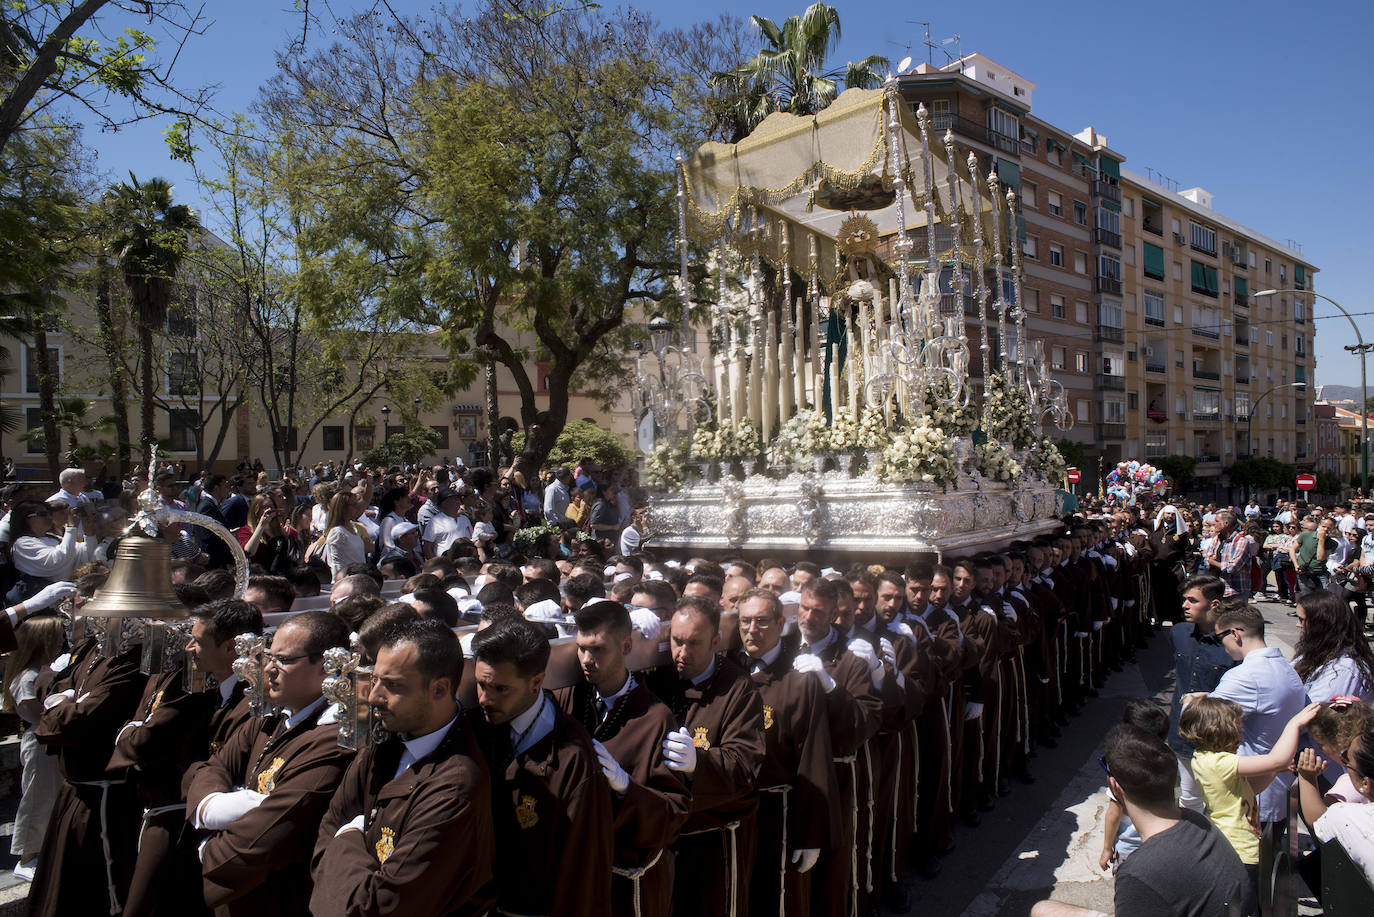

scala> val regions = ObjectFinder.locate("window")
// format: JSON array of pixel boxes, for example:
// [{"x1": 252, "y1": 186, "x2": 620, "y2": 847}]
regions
[
  {"x1": 322, "y1": 425, "x2": 345, "y2": 451},
  {"x1": 1097, "y1": 301, "x2": 1123, "y2": 329},
  {"x1": 1281, "y1": 334, "x2": 1288, "y2": 351},
  {"x1": 274, "y1": 426, "x2": 299, "y2": 454},
  {"x1": 988, "y1": 107, "x2": 1019, "y2": 140},
  {"x1": 1102, "y1": 353, "x2": 1124, "y2": 376},
  {"x1": 168, "y1": 351, "x2": 198, "y2": 396},
  {"x1": 23, "y1": 346, "x2": 59, "y2": 393},
  {"x1": 1295, "y1": 298, "x2": 1305, "y2": 321},
  {"x1": 1047, "y1": 191, "x2": 1062, "y2": 215},
  {"x1": 1143, "y1": 290, "x2": 1165, "y2": 324},
  {"x1": 1048, "y1": 141, "x2": 1063, "y2": 167},
  {"x1": 167, "y1": 301, "x2": 197, "y2": 338},
  {"x1": 1280, "y1": 403, "x2": 1288, "y2": 420},
  {"x1": 1264, "y1": 258, "x2": 1271, "y2": 274},
  {"x1": 1128, "y1": 392, "x2": 1139, "y2": 408},
  {"x1": 1051, "y1": 345, "x2": 1066, "y2": 370},
  {"x1": 1095, "y1": 207, "x2": 1121, "y2": 235},
  {"x1": 1142, "y1": 243, "x2": 1166, "y2": 280},
  {"x1": 169, "y1": 410, "x2": 199, "y2": 452},
  {"x1": 1073, "y1": 201, "x2": 1088, "y2": 225},
  {"x1": 1048, "y1": 244, "x2": 1063, "y2": 267},
  {"x1": 1051, "y1": 295, "x2": 1066, "y2": 318},
  {"x1": 1266, "y1": 330, "x2": 1274, "y2": 347},
  {"x1": 1192, "y1": 389, "x2": 1221, "y2": 418},
  {"x1": 1102, "y1": 398, "x2": 1126, "y2": 423},
  {"x1": 1234, "y1": 392, "x2": 1250, "y2": 419},
  {"x1": 1097, "y1": 254, "x2": 1121, "y2": 282},
  {"x1": 1023, "y1": 236, "x2": 1038, "y2": 259},
  {"x1": 927, "y1": 99, "x2": 952, "y2": 129},
  {"x1": 24, "y1": 408, "x2": 44, "y2": 454},
  {"x1": 1122, "y1": 197, "x2": 1133, "y2": 217},
  {"x1": 1021, "y1": 181, "x2": 1037, "y2": 208},
  {"x1": 1295, "y1": 333, "x2": 1305, "y2": 356},
  {"x1": 430, "y1": 425, "x2": 451, "y2": 451},
  {"x1": 1074, "y1": 251, "x2": 1087, "y2": 274},
  {"x1": 1076, "y1": 400, "x2": 1090, "y2": 422},
  {"x1": 1074, "y1": 352, "x2": 1089, "y2": 373},
  {"x1": 1146, "y1": 431, "x2": 1167, "y2": 459},
  {"x1": 1189, "y1": 221, "x2": 1217, "y2": 255},
  {"x1": 1001, "y1": 277, "x2": 1016, "y2": 304},
  {"x1": 1190, "y1": 260, "x2": 1219, "y2": 296},
  {"x1": 1076, "y1": 301, "x2": 1089, "y2": 323},
  {"x1": 1023, "y1": 288, "x2": 1039, "y2": 313}
]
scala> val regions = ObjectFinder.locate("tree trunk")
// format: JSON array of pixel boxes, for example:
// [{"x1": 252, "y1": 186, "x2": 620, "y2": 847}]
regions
[
  {"x1": 139, "y1": 320, "x2": 156, "y2": 465},
  {"x1": 32, "y1": 318, "x2": 60, "y2": 481},
  {"x1": 485, "y1": 358, "x2": 500, "y2": 474},
  {"x1": 94, "y1": 257, "x2": 132, "y2": 476}
]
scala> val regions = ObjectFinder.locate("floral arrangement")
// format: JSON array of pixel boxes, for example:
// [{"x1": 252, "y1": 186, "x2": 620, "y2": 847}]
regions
[
  {"x1": 974, "y1": 441, "x2": 1024, "y2": 483},
  {"x1": 827, "y1": 414, "x2": 859, "y2": 452},
  {"x1": 1025, "y1": 437, "x2": 1067, "y2": 483},
  {"x1": 512, "y1": 521, "x2": 562, "y2": 556},
  {"x1": 922, "y1": 378, "x2": 976, "y2": 436},
  {"x1": 722, "y1": 419, "x2": 760, "y2": 458},
  {"x1": 877, "y1": 422, "x2": 958, "y2": 488},
  {"x1": 984, "y1": 375, "x2": 1034, "y2": 449},
  {"x1": 774, "y1": 410, "x2": 830, "y2": 461},
  {"x1": 643, "y1": 441, "x2": 687, "y2": 490},
  {"x1": 856, "y1": 406, "x2": 889, "y2": 451},
  {"x1": 689, "y1": 424, "x2": 724, "y2": 460}
]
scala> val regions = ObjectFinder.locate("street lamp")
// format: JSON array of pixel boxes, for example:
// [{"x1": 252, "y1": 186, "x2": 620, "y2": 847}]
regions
[
  {"x1": 1256, "y1": 288, "x2": 1367, "y2": 491},
  {"x1": 647, "y1": 313, "x2": 673, "y2": 356},
  {"x1": 380, "y1": 405, "x2": 391, "y2": 463},
  {"x1": 1246, "y1": 381, "x2": 1305, "y2": 501}
]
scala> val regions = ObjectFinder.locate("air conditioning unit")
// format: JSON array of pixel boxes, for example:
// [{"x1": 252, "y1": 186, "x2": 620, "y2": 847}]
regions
[
  {"x1": 1174, "y1": 232, "x2": 1187, "y2": 244},
  {"x1": 1143, "y1": 346, "x2": 1155, "y2": 357}
]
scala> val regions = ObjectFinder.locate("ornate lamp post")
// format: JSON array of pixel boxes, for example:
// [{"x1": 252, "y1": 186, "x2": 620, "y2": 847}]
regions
[
  {"x1": 380, "y1": 405, "x2": 391, "y2": 463},
  {"x1": 634, "y1": 313, "x2": 707, "y2": 445}
]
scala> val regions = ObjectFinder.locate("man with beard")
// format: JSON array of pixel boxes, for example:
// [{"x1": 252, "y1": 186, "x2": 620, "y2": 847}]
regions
[
  {"x1": 737, "y1": 588, "x2": 837, "y2": 917},
  {"x1": 312, "y1": 619, "x2": 495, "y2": 915},
  {"x1": 184, "y1": 611, "x2": 355, "y2": 917},
  {"x1": 647, "y1": 595, "x2": 764, "y2": 917},
  {"x1": 466, "y1": 617, "x2": 613, "y2": 917},
  {"x1": 555, "y1": 600, "x2": 690, "y2": 917}
]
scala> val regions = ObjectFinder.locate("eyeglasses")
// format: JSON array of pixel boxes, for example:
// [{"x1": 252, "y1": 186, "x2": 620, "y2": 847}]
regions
[
  {"x1": 265, "y1": 652, "x2": 317, "y2": 668},
  {"x1": 30, "y1": 510, "x2": 51, "y2": 518},
  {"x1": 1099, "y1": 755, "x2": 1111, "y2": 777}
]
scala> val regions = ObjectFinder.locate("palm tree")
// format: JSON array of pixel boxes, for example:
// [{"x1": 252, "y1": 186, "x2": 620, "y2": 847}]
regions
[
  {"x1": 710, "y1": 3, "x2": 889, "y2": 140},
  {"x1": 105, "y1": 174, "x2": 200, "y2": 465}
]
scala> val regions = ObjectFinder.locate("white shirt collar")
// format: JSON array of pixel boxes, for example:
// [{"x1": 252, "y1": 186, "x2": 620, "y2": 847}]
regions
[
  {"x1": 217, "y1": 673, "x2": 241, "y2": 706},
  {"x1": 747, "y1": 639, "x2": 784, "y2": 670},
  {"x1": 597, "y1": 671, "x2": 635, "y2": 708},
  {"x1": 399, "y1": 711, "x2": 459, "y2": 775},
  {"x1": 510, "y1": 691, "x2": 556, "y2": 755},
  {"x1": 282, "y1": 694, "x2": 327, "y2": 730},
  {"x1": 691, "y1": 656, "x2": 718, "y2": 687},
  {"x1": 800, "y1": 628, "x2": 835, "y2": 655}
]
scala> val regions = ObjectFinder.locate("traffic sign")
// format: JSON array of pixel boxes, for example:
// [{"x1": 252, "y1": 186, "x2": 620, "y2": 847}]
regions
[
  {"x1": 1066, "y1": 468, "x2": 1081, "y2": 484},
  {"x1": 1296, "y1": 473, "x2": 1316, "y2": 492}
]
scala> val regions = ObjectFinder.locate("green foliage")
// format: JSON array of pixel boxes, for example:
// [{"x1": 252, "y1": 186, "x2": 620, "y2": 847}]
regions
[
  {"x1": 513, "y1": 420, "x2": 634, "y2": 471},
  {"x1": 361, "y1": 426, "x2": 442, "y2": 467},
  {"x1": 513, "y1": 522, "x2": 561, "y2": 556},
  {"x1": 1226, "y1": 456, "x2": 1294, "y2": 491},
  {"x1": 1158, "y1": 455, "x2": 1199, "y2": 493},
  {"x1": 1054, "y1": 438, "x2": 1088, "y2": 471},
  {"x1": 1317, "y1": 472, "x2": 1344, "y2": 496}
]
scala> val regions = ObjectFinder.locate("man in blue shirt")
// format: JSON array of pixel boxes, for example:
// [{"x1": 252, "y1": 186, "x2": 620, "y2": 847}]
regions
[{"x1": 1168, "y1": 575, "x2": 1235, "y2": 757}]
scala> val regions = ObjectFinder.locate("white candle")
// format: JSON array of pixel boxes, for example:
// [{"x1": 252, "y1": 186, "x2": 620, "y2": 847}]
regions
[{"x1": 763, "y1": 317, "x2": 778, "y2": 441}]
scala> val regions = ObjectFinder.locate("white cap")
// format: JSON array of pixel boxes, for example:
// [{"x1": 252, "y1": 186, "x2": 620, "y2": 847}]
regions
[
  {"x1": 778, "y1": 590, "x2": 802, "y2": 607},
  {"x1": 458, "y1": 596, "x2": 483, "y2": 616},
  {"x1": 391, "y1": 520, "x2": 420, "y2": 539},
  {"x1": 524, "y1": 599, "x2": 563, "y2": 622}
]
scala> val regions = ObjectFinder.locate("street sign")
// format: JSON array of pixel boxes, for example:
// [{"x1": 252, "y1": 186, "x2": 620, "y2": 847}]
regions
[
  {"x1": 1066, "y1": 468, "x2": 1081, "y2": 484},
  {"x1": 1296, "y1": 473, "x2": 1316, "y2": 492}
]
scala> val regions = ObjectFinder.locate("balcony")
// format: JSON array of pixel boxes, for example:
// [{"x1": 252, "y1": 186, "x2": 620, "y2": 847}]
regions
[
  {"x1": 939, "y1": 294, "x2": 980, "y2": 317},
  {"x1": 1297, "y1": 417, "x2": 1307, "y2": 426},
  {"x1": 1192, "y1": 368, "x2": 1221, "y2": 381},
  {"x1": 1234, "y1": 294, "x2": 1249, "y2": 308},
  {"x1": 1145, "y1": 315, "x2": 1165, "y2": 327},
  {"x1": 1096, "y1": 326, "x2": 1124, "y2": 344},
  {"x1": 1096, "y1": 373, "x2": 1126, "y2": 391},
  {"x1": 1094, "y1": 227, "x2": 1121, "y2": 249},
  {"x1": 1096, "y1": 276, "x2": 1123, "y2": 295},
  {"x1": 1145, "y1": 361, "x2": 1167, "y2": 374},
  {"x1": 929, "y1": 114, "x2": 1020, "y2": 156},
  {"x1": 1142, "y1": 220, "x2": 1164, "y2": 237},
  {"x1": 1236, "y1": 375, "x2": 1250, "y2": 385},
  {"x1": 1091, "y1": 178, "x2": 1121, "y2": 203},
  {"x1": 1197, "y1": 453, "x2": 1222, "y2": 464},
  {"x1": 1192, "y1": 325, "x2": 1220, "y2": 339},
  {"x1": 1235, "y1": 333, "x2": 1249, "y2": 346},
  {"x1": 1098, "y1": 422, "x2": 1127, "y2": 440}
]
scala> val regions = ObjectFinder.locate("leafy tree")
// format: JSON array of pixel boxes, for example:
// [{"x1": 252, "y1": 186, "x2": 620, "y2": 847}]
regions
[
  {"x1": 1227, "y1": 456, "x2": 1294, "y2": 498},
  {"x1": 1316, "y1": 472, "x2": 1343, "y2": 497},
  {"x1": 1054, "y1": 438, "x2": 1087, "y2": 472},
  {"x1": 1158, "y1": 455, "x2": 1199, "y2": 495},
  {"x1": 104, "y1": 173, "x2": 200, "y2": 463},
  {"x1": 360, "y1": 425, "x2": 441, "y2": 468},
  {"x1": 710, "y1": 2, "x2": 889, "y2": 141},
  {"x1": 513, "y1": 420, "x2": 634, "y2": 472}
]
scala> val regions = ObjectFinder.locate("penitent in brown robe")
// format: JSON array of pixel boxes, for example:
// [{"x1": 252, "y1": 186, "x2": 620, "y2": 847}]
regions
[
  {"x1": 311, "y1": 716, "x2": 496, "y2": 917},
  {"x1": 27, "y1": 638, "x2": 147, "y2": 917},
  {"x1": 557, "y1": 677, "x2": 691, "y2": 917},
  {"x1": 184, "y1": 700, "x2": 355, "y2": 917},
  {"x1": 114, "y1": 668, "x2": 252, "y2": 917}
]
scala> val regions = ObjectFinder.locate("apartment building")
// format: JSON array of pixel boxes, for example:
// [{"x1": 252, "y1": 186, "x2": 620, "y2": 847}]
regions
[{"x1": 897, "y1": 53, "x2": 1318, "y2": 490}]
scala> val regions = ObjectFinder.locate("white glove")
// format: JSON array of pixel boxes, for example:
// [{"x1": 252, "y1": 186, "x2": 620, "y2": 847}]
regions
[
  {"x1": 895, "y1": 622, "x2": 915, "y2": 640},
  {"x1": 628, "y1": 608, "x2": 661, "y2": 642},
  {"x1": 792, "y1": 654, "x2": 836, "y2": 694},
  {"x1": 1092, "y1": 620, "x2": 1105, "y2": 631},
  {"x1": 847, "y1": 638, "x2": 884, "y2": 690},
  {"x1": 593, "y1": 739, "x2": 630, "y2": 794},
  {"x1": 334, "y1": 813, "x2": 366, "y2": 837},
  {"x1": 195, "y1": 788, "x2": 269, "y2": 830},
  {"x1": 879, "y1": 638, "x2": 904, "y2": 691},
  {"x1": 791, "y1": 847, "x2": 820, "y2": 873},
  {"x1": 964, "y1": 701, "x2": 984, "y2": 721},
  {"x1": 662, "y1": 727, "x2": 698, "y2": 776},
  {"x1": 26, "y1": 581, "x2": 77, "y2": 612},
  {"x1": 43, "y1": 688, "x2": 75, "y2": 710}
]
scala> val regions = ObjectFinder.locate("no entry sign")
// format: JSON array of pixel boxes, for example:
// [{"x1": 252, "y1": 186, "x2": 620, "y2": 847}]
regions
[
  {"x1": 1296, "y1": 473, "x2": 1316, "y2": 492},
  {"x1": 1066, "y1": 468, "x2": 1081, "y2": 484}
]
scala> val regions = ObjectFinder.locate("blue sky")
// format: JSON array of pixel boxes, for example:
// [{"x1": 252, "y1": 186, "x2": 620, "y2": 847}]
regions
[{"x1": 71, "y1": 0, "x2": 1374, "y2": 388}]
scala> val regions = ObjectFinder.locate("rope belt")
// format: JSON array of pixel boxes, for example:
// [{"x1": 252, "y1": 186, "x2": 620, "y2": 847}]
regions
[
  {"x1": 138, "y1": 803, "x2": 185, "y2": 854},
  {"x1": 862, "y1": 745, "x2": 875, "y2": 893},
  {"x1": 889, "y1": 730, "x2": 902, "y2": 883},
  {"x1": 70, "y1": 779, "x2": 125, "y2": 916},
  {"x1": 759, "y1": 784, "x2": 790, "y2": 917},
  {"x1": 940, "y1": 696, "x2": 953, "y2": 815},
  {"x1": 678, "y1": 819, "x2": 742, "y2": 917},
  {"x1": 612, "y1": 848, "x2": 665, "y2": 917}
]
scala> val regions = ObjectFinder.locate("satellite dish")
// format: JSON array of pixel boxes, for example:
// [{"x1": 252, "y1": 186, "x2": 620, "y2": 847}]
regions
[{"x1": 897, "y1": 56, "x2": 913, "y2": 75}]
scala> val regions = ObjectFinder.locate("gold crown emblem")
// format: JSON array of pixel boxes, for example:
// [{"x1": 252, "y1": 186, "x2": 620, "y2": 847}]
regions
[
  {"x1": 516, "y1": 794, "x2": 539, "y2": 830},
  {"x1": 762, "y1": 705, "x2": 775, "y2": 730},
  {"x1": 692, "y1": 726, "x2": 711, "y2": 751},
  {"x1": 256, "y1": 756, "x2": 285, "y2": 794},
  {"x1": 375, "y1": 827, "x2": 395, "y2": 864}
]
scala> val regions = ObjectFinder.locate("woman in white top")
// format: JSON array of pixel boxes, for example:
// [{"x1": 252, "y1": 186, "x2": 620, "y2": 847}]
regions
[
  {"x1": 4, "y1": 614, "x2": 67, "y2": 880},
  {"x1": 7, "y1": 501, "x2": 93, "y2": 602},
  {"x1": 1294, "y1": 590, "x2": 1374, "y2": 783},
  {"x1": 374, "y1": 487, "x2": 411, "y2": 557},
  {"x1": 322, "y1": 490, "x2": 367, "y2": 580}
]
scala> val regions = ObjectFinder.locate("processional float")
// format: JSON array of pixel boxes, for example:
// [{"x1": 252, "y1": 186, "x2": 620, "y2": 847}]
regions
[{"x1": 637, "y1": 79, "x2": 1073, "y2": 561}]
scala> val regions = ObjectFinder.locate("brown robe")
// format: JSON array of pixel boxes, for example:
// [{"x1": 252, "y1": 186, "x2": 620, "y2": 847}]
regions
[
  {"x1": 466, "y1": 697, "x2": 614, "y2": 917},
  {"x1": 744, "y1": 649, "x2": 839, "y2": 917},
  {"x1": 310, "y1": 716, "x2": 496, "y2": 917},
  {"x1": 116, "y1": 671, "x2": 251, "y2": 917},
  {"x1": 646, "y1": 655, "x2": 765, "y2": 917},
  {"x1": 184, "y1": 700, "x2": 355, "y2": 917},
  {"x1": 0, "y1": 612, "x2": 16, "y2": 653},
  {"x1": 555, "y1": 678, "x2": 691, "y2": 917},
  {"x1": 27, "y1": 638, "x2": 147, "y2": 917}
]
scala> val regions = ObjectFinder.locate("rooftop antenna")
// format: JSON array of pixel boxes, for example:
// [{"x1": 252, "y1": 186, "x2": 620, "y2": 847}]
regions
[
  {"x1": 908, "y1": 20, "x2": 932, "y2": 64},
  {"x1": 938, "y1": 34, "x2": 963, "y2": 68}
]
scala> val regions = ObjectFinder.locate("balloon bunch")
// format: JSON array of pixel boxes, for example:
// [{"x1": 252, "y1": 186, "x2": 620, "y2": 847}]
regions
[{"x1": 1105, "y1": 461, "x2": 1169, "y2": 503}]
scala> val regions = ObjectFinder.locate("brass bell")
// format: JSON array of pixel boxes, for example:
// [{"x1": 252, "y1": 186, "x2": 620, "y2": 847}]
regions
[{"x1": 82, "y1": 532, "x2": 186, "y2": 621}]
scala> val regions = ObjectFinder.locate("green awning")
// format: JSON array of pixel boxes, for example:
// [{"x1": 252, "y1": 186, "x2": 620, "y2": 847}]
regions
[
  {"x1": 1295, "y1": 265, "x2": 1306, "y2": 284},
  {"x1": 1143, "y1": 243, "x2": 1165, "y2": 280},
  {"x1": 1205, "y1": 265, "x2": 1219, "y2": 295},
  {"x1": 1100, "y1": 199, "x2": 1121, "y2": 213},
  {"x1": 1098, "y1": 157, "x2": 1121, "y2": 178},
  {"x1": 1234, "y1": 276, "x2": 1248, "y2": 297},
  {"x1": 1191, "y1": 261, "x2": 1218, "y2": 295},
  {"x1": 996, "y1": 158, "x2": 1020, "y2": 189}
]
